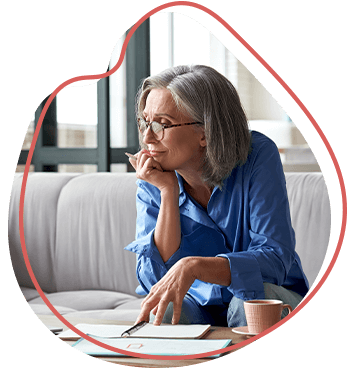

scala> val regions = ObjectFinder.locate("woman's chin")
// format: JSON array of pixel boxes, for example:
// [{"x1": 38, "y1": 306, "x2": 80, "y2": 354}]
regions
[{"x1": 160, "y1": 164, "x2": 174, "y2": 172}]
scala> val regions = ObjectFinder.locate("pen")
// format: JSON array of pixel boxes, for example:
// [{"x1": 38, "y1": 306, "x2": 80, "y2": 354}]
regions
[
  {"x1": 125, "y1": 152, "x2": 137, "y2": 161},
  {"x1": 121, "y1": 321, "x2": 147, "y2": 338}
]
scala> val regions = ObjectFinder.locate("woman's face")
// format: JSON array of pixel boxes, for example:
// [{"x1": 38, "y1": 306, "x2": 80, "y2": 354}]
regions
[{"x1": 141, "y1": 88, "x2": 206, "y2": 172}]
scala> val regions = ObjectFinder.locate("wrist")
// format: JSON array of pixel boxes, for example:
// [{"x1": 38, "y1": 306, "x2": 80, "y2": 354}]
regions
[
  {"x1": 160, "y1": 184, "x2": 179, "y2": 199},
  {"x1": 181, "y1": 257, "x2": 201, "y2": 280}
]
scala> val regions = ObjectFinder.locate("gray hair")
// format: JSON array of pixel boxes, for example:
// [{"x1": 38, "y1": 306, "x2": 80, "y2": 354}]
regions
[{"x1": 136, "y1": 65, "x2": 251, "y2": 189}]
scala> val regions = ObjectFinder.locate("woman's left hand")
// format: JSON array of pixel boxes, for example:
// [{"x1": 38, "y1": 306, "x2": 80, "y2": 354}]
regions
[
  {"x1": 134, "y1": 258, "x2": 197, "y2": 326},
  {"x1": 128, "y1": 149, "x2": 179, "y2": 193}
]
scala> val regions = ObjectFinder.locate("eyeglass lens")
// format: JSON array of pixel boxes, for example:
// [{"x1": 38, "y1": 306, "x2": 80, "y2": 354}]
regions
[{"x1": 138, "y1": 119, "x2": 164, "y2": 140}]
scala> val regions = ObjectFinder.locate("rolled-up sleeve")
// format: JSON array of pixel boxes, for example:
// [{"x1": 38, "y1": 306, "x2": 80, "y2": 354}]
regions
[{"x1": 217, "y1": 140, "x2": 296, "y2": 300}]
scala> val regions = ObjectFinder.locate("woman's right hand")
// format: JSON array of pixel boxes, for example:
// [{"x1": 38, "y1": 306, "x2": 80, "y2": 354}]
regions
[{"x1": 128, "y1": 149, "x2": 178, "y2": 193}]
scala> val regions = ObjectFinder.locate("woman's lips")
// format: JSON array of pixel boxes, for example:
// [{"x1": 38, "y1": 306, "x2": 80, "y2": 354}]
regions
[{"x1": 149, "y1": 151, "x2": 164, "y2": 157}]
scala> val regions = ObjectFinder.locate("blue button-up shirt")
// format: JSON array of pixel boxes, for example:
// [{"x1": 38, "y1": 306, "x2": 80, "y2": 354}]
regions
[{"x1": 125, "y1": 131, "x2": 309, "y2": 307}]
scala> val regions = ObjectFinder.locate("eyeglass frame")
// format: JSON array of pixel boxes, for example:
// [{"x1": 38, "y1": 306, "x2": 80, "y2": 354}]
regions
[{"x1": 137, "y1": 118, "x2": 203, "y2": 141}]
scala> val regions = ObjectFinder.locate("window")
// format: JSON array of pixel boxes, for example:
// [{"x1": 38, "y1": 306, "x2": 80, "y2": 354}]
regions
[
  {"x1": 149, "y1": 12, "x2": 319, "y2": 172},
  {"x1": 109, "y1": 35, "x2": 127, "y2": 173},
  {"x1": 17, "y1": 15, "x2": 319, "y2": 173},
  {"x1": 150, "y1": 13, "x2": 226, "y2": 76},
  {"x1": 109, "y1": 35, "x2": 127, "y2": 149},
  {"x1": 17, "y1": 20, "x2": 150, "y2": 173},
  {"x1": 56, "y1": 83, "x2": 98, "y2": 149},
  {"x1": 150, "y1": 12, "x2": 288, "y2": 123},
  {"x1": 21, "y1": 116, "x2": 35, "y2": 150}
]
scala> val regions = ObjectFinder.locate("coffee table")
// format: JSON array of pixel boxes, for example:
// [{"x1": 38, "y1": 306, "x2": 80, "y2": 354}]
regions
[{"x1": 38, "y1": 315, "x2": 253, "y2": 368}]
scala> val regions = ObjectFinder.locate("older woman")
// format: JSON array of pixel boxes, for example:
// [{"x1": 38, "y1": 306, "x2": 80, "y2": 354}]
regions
[{"x1": 125, "y1": 65, "x2": 309, "y2": 327}]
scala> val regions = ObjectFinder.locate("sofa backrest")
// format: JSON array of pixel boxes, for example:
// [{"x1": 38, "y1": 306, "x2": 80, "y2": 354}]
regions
[
  {"x1": 285, "y1": 172, "x2": 331, "y2": 287},
  {"x1": 8, "y1": 171, "x2": 330, "y2": 296},
  {"x1": 9, "y1": 172, "x2": 139, "y2": 296}
]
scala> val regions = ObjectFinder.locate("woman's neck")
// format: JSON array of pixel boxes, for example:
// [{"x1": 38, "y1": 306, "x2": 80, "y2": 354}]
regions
[{"x1": 178, "y1": 169, "x2": 213, "y2": 209}]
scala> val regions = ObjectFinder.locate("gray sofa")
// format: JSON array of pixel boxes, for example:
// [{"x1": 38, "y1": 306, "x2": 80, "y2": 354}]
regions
[{"x1": 8, "y1": 172, "x2": 330, "y2": 322}]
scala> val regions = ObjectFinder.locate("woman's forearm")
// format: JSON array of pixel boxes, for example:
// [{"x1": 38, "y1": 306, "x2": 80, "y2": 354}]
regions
[
  {"x1": 189, "y1": 256, "x2": 231, "y2": 286},
  {"x1": 154, "y1": 188, "x2": 181, "y2": 263}
]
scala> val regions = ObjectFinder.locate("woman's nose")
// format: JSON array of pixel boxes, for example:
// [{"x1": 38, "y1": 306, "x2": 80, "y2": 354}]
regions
[{"x1": 142, "y1": 126, "x2": 158, "y2": 144}]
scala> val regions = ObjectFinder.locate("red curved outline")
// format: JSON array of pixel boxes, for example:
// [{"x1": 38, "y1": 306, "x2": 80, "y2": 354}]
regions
[{"x1": 18, "y1": 0, "x2": 347, "y2": 361}]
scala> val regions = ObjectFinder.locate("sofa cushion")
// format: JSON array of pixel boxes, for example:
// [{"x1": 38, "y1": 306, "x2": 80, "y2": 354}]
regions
[
  {"x1": 28, "y1": 290, "x2": 142, "y2": 321},
  {"x1": 21, "y1": 286, "x2": 42, "y2": 301},
  {"x1": 63, "y1": 308, "x2": 141, "y2": 322},
  {"x1": 29, "y1": 303, "x2": 141, "y2": 322},
  {"x1": 28, "y1": 290, "x2": 139, "y2": 311},
  {"x1": 54, "y1": 173, "x2": 139, "y2": 296},
  {"x1": 8, "y1": 173, "x2": 80, "y2": 293},
  {"x1": 30, "y1": 303, "x2": 77, "y2": 316}
]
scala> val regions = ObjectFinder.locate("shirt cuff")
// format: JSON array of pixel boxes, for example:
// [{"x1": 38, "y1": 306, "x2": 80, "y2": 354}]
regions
[
  {"x1": 125, "y1": 229, "x2": 166, "y2": 268},
  {"x1": 216, "y1": 252, "x2": 265, "y2": 300}
]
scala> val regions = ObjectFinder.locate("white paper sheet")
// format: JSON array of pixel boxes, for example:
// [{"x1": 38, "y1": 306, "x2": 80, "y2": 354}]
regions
[
  {"x1": 59, "y1": 323, "x2": 211, "y2": 340},
  {"x1": 59, "y1": 324, "x2": 132, "y2": 340},
  {"x1": 72, "y1": 336, "x2": 232, "y2": 358}
]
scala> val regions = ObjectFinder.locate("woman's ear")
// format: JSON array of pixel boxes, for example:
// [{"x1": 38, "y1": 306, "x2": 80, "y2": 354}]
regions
[
  {"x1": 200, "y1": 135, "x2": 207, "y2": 148},
  {"x1": 198, "y1": 127, "x2": 207, "y2": 148}
]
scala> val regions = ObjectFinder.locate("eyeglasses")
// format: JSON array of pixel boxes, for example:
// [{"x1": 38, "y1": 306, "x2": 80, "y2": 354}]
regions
[{"x1": 137, "y1": 118, "x2": 202, "y2": 141}]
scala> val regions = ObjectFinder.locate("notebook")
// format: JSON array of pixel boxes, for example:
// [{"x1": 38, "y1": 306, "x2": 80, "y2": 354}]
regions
[{"x1": 59, "y1": 323, "x2": 211, "y2": 340}]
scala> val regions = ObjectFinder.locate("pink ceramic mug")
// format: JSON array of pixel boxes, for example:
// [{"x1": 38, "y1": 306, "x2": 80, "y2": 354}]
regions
[{"x1": 244, "y1": 299, "x2": 292, "y2": 334}]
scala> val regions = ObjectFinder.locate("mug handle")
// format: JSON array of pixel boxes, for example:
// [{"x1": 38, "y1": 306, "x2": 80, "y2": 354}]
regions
[{"x1": 282, "y1": 304, "x2": 293, "y2": 315}]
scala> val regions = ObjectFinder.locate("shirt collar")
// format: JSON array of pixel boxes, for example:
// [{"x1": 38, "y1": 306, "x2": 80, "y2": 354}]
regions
[
  {"x1": 175, "y1": 171, "x2": 225, "y2": 231},
  {"x1": 175, "y1": 170, "x2": 226, "y2": 207},
  {"x1": 175, "y1": 171, "x2": 186, "y2": 207}
]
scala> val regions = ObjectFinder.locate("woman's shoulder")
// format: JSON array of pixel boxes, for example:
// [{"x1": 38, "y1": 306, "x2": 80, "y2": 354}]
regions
[
  {"x1": 220, "y1": 131, "x2": 284, "y2": 195},
  {"x1": 247, "y1": 130, "x2": 280, "y2": 161},
  {"x1": 227, "y1": 131, "x2": 280, "y2": 181},
  {"x1": 250, "y1": 130, "x2": 278, "y2": 151}
]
